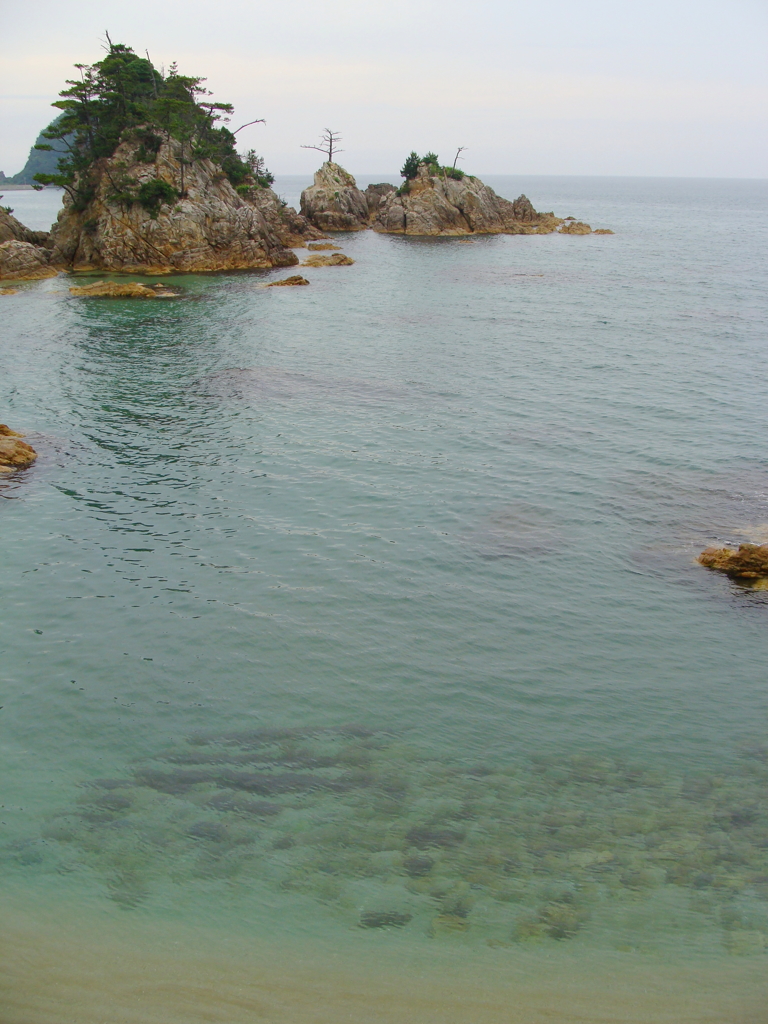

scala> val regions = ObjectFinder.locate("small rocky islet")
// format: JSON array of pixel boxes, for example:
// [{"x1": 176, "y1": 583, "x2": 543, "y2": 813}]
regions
[
  {"x1": 0, "y1": 423, "x2": 37, "y2": 472},
  {"x1": 9, "y1": 725, "x2": 767, "y2": 954}
]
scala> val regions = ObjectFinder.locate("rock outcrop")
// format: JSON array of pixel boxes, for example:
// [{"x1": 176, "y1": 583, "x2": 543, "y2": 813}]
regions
[
  {"x1": 0, "y1": 207, "x2": 51, "y2": 247},
  {"x1": 300, "y1": 163, "x2": 369, "y2": 232},
  {"x1": 0, "y1": 240, "x2": 58, "y2": 280},
  {"x1": 0, "y1": 424, "x2": 37, "y2": 472},
  {"x1": 0, "y1": 208, "x2": 56, "y2": 280},
  {"x1": 364, "y1": 183, "x2": 396, "y2": 220},
  {"x1": 374, "y1": 166, "x2": 577, "y2": 237},
  {"x1": 698, "y1": 544, "x2": 768, "y2": 580},
  {"x1": 50, "y1": 134, "x2": 321, "y2": 273}
]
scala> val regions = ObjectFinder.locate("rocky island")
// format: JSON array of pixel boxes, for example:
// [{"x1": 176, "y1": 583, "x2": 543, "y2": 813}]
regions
[
  {"x1": 0, "y1": 42, "x2": 322, "y2": 280},
  {"x1": 299, "y1": 152, "x2": 608, "y2": 237}
]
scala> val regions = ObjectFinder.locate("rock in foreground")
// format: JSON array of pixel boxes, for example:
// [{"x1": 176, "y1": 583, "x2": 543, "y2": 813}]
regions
[
  {"x1": 375, "y1": 166, "x2": 578, "y2": 237},
  {"x1": 0, "y1": 424, "x2": 37, "y2": 471},
  {"x1": 698, "y1": 544, "x2": 768, "y2": 579},
  {"x1": 50, "y1": 135, "x2": 319, "y2": 274},
  {"x1": 300, "y1": 163, "x2": 369, "y2": 232},
  {"x1": 0, "y1": 207, "x2": 51, "y2": 248}
]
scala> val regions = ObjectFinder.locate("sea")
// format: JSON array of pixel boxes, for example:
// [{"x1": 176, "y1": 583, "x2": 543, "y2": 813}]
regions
[{"x1": 2, "y1": 175, "x2": 768, "y2": 1023}]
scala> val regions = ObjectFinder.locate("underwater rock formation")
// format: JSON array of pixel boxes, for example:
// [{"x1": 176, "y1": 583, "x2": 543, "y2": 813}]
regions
[
  {"x1": 300, "y1": 163, "x2": 370, "y2": 232},
  {"x1": 21, "y1": 726, "x2": 768, "y2": 953},
  {"x1": 50, "y1": 135, "x2": 320, "y2": 273},
  {"x1": 0, "y1": 423, "x2": 37, "y2": 471},
  {"x1": 699, "y1": 544, "x2": 768, "y2": 579},
  {"x1": 373, "y1": 166, "x2": 570, "y2": 237}
]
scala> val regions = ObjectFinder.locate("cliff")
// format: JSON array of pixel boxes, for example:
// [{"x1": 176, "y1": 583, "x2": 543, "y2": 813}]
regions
[
  {"x1": 50, "y1": 134, "x2": 321, "y2": 273},
  {"x1": 374, "y1": 165, "x2": 569, "y2": 236},
  {"x1": 300, "y1": 163, "x2": 369, "y2": 232},
  {"x1": 2, "y1": 116, "x2": 72, "y2": 185}
]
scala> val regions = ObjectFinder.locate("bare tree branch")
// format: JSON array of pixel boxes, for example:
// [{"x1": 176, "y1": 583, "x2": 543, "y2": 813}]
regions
[
  {"x1": 453, "y1": 146, "x2": 467, "y2": 169},
  {"x1": 233, "y1": 119, "x2": 266, "y2": 135},
  {"x1": 301, "y1": 129, "x2": 344, "y2": 163}
]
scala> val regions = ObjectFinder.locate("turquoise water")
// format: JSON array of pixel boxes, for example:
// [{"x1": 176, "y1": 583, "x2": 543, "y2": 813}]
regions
[{"x1": 2, "y1": 177, "x2": 768, "y2": 1022}]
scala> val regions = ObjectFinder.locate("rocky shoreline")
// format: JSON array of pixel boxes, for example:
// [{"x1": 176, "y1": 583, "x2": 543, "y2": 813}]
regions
[{"x1": 1, "y1": 153, "x2": 610, "y2": 282}]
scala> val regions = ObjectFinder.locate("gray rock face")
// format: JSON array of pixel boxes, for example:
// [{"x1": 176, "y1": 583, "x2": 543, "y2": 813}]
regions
[
  {"x1": 0, "y1": 207, "x2": 51, "y2": 247},
  {"x1": 50, "y1": 135, "x2": 318, "y2": 273},
  {"x1": 373, "y1": 166, "x2": 564, "y2": 236},
  {"x1": 0, "y1": 240, "x2": 56, "y2": 280},
  {"x1": 300, "y1": 163, "x2": 369, "y2": 232},
  {"x1": 364, "y1": 183, "x2": 396, "y2": 220}
]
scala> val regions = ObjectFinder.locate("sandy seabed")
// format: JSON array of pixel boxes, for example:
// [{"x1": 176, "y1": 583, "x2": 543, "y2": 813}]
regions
[{"x1": 3, "y1": 891, "x2": 767, "y2": 1024}]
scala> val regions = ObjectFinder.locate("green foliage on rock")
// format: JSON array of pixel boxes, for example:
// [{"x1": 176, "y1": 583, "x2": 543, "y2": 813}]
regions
[
  {"x1": 400, "y1": 151, "x2": 466, "y2": 182},
  {"x1": 34, "y1": 40, "x2": 270, "y2": 209}
]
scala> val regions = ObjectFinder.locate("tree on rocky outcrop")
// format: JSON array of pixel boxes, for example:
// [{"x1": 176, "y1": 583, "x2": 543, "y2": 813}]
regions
[
  {"x1": 400, "y1": 152, "x2": 465, "y2": 185},
  {"x1": 301, "y1": 129, "x2": 343, "y2": 164},
  {"x1": 33, "y1": 40, "x2": 268, "y2": 214}
]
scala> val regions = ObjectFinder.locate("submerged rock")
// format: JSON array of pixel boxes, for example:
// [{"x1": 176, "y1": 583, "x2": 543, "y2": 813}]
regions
[
  {"x1": 50, "y1": 134, "x2": 318, "y2": 273},
  {"x1": 374, "y1": 166, "x2": 565, "y2": 237},
  {"x1": 267, "y1": 275, "x2": 310, "y2": 287},
  {"x1": 0, "y1": 423, "x2": 37, "y2": 471},
  {"x1": 0, "y1": 287, "x2": 19, "y2": 295},
  {"x1": 307, "y1": 242, "x2": 341, "y2": 251},
  {"x1": 300, "y1": 163, "x2": 369, "y2": 232},
  {"x1": 359, "y1": 910, "x2": 412, "y2": 928},
  {"x1": 301, "y1": 253, "x2": 354, "y2": 267},
  {"x1": 69, "y1": 281, "x2": 179, "y2": 298},
  {"x1": 699, "y1": 544, "x2": 768, "y2": 579}
]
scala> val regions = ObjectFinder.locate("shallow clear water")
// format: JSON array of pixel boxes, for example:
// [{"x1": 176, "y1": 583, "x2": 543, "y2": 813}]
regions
[{"x1": 2, "y1": 176, "x2": 768, "y2": 1022}]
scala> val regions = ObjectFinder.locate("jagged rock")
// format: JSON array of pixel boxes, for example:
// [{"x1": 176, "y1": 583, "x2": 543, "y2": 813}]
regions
[
  {"x1": 300, "y1": 163, "x2": 369, "y2": 232},
  {"x1": 0, "y1": 207, "x2": 51, "y2": 247},
  {"x1": 364, "y1": 183, "x2": 396, "y2": 220},
  {"x1": 307, "y1": 242, "x2": 341, "y2": 251},
  {"x1": 0, "y1": 240, "x2": 58, "y2": 280},
  {"x1": 0, "y1": 424, "x2": 37, "y2": 471},
  {"x1": 698, "y1": 544, "x2": 768, "y2": 579},
  {"x1": 559, "y1": 220, "x2": 592, "y2": 235},
  {"x1": 374, "y1": 166, "x2": 563, "y2": 237},
  {"x1": 69, "y1": 281, "x2": 179, "y2": 298},
  {"x1": 267, "y1": 275, "x2": 309, "y2": 287},
  {"x1": 301, "y1": 253, "x2": 354, "y2": 267},
  {"x1": 50, "y1": 135, "x2": 318, "y2": 273}
]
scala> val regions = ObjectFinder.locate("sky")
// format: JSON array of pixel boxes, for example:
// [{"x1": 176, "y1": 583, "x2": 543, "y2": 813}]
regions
[{"x1": 1, "y1": 0, "x2": 766, "y2": 178}]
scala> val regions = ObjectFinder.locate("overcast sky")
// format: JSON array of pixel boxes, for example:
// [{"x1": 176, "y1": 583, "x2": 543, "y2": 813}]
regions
[{"x1": 1, "y1": 0, "x2": 766, "y2": 178}]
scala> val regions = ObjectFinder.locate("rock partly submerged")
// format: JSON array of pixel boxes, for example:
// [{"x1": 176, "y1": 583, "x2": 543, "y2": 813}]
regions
[
  {"x1": 300, "y1": 163, "x2": 370, "y2": 232},
  {"x1": 0, "y1": 423, "x2": 37, "y2": 472},
  {"x1": 69, "y1": 281, "x2": 180, "y2": 299},
  {"x1": 48, "y1": 134, "x2": 322, "y2": 274},
  {"x1": 698, "y1": 544, "x2": 768, "y2": 580},
  {"x1": 301, "y1": 253, "x2": 355, "y2": 267},
  {"x1": 0, "y1": 206, "x2": 58, "y2": 280},
  {"x1": 267, "y1": 275, "x2": 310, "y2": 287},
  {"x1": 374, "y1": 165, "x2": 572, "y2": 237}
]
